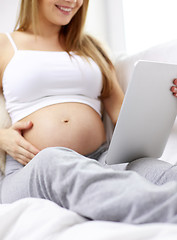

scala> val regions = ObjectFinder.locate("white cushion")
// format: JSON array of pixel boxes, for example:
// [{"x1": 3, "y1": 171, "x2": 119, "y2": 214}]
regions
[{"x1": 115, "y1": 39, "x2": 177, "y2": 92}]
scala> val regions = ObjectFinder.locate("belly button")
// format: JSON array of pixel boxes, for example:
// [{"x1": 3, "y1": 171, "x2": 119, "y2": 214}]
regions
[{"x1": 61, "y1": 119, "x2": 69, "y2": 124}]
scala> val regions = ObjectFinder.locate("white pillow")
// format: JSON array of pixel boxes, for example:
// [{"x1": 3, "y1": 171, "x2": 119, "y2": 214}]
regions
[{"x1": 115, "y1": 39, "x2": 177, "y2": 92}]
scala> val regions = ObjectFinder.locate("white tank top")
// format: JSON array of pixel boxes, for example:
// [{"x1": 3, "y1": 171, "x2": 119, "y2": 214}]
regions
[{"x1": 2, "y1": 33, "x2": 103, "y2": 124}]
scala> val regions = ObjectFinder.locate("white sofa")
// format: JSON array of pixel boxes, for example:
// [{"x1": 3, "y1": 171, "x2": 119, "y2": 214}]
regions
[{"x1": 1, "y1": 41, "x2": 177, "y2": 239}]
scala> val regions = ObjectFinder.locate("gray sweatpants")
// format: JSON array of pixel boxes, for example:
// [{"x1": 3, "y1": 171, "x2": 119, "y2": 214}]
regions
[{"x1": 1, "y1": 147, "x2": 177, "y2": 224}]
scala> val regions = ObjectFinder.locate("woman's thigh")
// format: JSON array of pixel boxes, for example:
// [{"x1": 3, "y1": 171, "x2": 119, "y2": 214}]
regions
[
  {"x1": 2, "y1": 148, "x2": 177, "y2": 204},
  {"x1": 2, "y1": 147, "x2": 177, "y2": 223}
]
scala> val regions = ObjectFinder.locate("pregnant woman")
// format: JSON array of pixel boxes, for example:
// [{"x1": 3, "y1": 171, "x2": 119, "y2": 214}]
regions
[{"x1": 1, "y1": 0, "x2": 177, "y2": 224}]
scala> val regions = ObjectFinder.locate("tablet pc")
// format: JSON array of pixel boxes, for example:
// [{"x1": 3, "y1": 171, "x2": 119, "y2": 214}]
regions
[{"x1": 106, "y1": 60, "x2": 177, "y2": 165}]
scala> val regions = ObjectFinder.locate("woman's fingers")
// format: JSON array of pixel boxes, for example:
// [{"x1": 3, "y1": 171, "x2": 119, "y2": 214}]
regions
[
  {"x1": 18, "y1": 145, "x2": 36, "y2": 160},
  {"x1": 12, "y1": 121, "x2": 33, "y2": 132},
  {"x1": 173, "y1": 79, "x2": 177, "y2": 85},
  {"x1": 7, "y1": 122, "x2": 40, "y2": 164},
  {"x1": 0, "y1": 123, "x2": 40, "y2": 165},
  {"x1": 11, "y1": 121, "x2": 40, "y2": 155},
  {"x1": 18, "y1": 136, "x2": 40, "y2": 156},
  {"x1": 9, "y1": 144, "x2": 38, "y2": 165},
  {"x1": 14, "y1": 153, "x2": 31, "y2": 166},
  {"x1": 171, "y1": 79, "x2": 177, "y2": 97},
  {"x1": 14, "y1": 138, "x2": 40, "y2": 164},
  {"x1": 18, "y1": 147, "x2": 37, "y2": 165},
  {"x1": 171, "y1": 86, "x2": 177, "y2": 92}
]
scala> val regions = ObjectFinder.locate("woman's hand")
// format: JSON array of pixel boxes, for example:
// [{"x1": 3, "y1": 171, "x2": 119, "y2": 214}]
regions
[
  {"x1": 0, "y1": 121, "x2": 40, "y2": 166},
  {"x1": 171, "y1": 79, "x2": 177, "y2": 97}
]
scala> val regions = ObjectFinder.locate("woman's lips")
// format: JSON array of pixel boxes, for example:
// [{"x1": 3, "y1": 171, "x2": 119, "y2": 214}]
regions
[{"x1": 55, "y1": 5, "x2": 72, "y2": 14}]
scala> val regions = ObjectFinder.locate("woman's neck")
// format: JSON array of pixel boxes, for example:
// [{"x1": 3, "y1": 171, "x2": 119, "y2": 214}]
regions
[{"x1": 21, "y1": 27, "x2": 65, "y2": 52}]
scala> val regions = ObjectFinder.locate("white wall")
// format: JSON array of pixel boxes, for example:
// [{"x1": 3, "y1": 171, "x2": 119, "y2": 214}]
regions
[
  {"x1": 85, "y1": 0, "x2": 106, "y2": 42},
  {"x1": 123, "y1": 0, "x2": 177, "y2": 54},
  {"x1": 0, "y1": 0, "x2": 19, "y2": 32},
  {"x1": 85, "y1": 0, "x2": 126, "y2": 56}
]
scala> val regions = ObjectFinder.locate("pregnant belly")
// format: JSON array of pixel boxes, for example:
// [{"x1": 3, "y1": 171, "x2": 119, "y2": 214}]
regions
[{"x1": 20, "y1": 103, "x2": 106, "y2": 155}]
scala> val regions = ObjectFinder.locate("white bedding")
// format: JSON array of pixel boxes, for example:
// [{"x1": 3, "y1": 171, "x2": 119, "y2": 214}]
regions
[{"x1": 0, "y1": 198, "x2": 177, "y2": 240}]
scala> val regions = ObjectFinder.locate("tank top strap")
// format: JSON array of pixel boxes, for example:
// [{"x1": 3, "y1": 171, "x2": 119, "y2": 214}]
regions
[{"x1": 5, "y1": 33, "x2": 18, "y2": 52}]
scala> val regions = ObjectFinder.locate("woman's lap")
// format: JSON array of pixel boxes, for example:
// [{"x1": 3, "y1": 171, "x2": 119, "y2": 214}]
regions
[
  {"x1": 1, "y1": 146, "x2": 109, "y2": 204},
  {"x1": 4, "y1": 142, "x2": 109, "y2": 176},
  {"x1": 2, "y1": 148, "x2": 177, "y2": 197},
  {"x1": 2, "y1": 148, "x2": 177, "y2": 202},
  {"x1": 1, "y1": 147, "x2": 177, "y2": 223}
]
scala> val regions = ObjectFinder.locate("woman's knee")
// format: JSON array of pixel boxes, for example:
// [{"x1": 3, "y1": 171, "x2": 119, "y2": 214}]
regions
[
  {"x1": 126, "y1": 158, "x2": 172, "y2": 172},
  {"x1": 126, "y1": 158, "x2": 172, "y2": 184},
  {"x1": 26, "y1": 147, "x2": 66, "y2": 187},
  {"x1": 33, "y1": 146, "x2": 61, "y2": 161},
  {"x1": 31, "y1": 147, "x2": 78, "y2": 170}
]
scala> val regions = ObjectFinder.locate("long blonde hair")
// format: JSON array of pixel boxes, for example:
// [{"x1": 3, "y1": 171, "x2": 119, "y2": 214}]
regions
[{"x1": 15, "y1": 0, "x2": 114, "y2": 98}]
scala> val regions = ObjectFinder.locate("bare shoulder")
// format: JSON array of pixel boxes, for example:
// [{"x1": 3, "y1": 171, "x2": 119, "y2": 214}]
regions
[
  {"x1": 0, "y1": 32, "x2": 18, "y2": 91},
  {"x1": 0, "y1": 33, "x2": 9, "y2": 90},
  {"x1": 0, "y1": 33, "x2": 9, "y2": 48},
  {"x1": 11, "y1": 30, "x2": 27, "y2": 40}
]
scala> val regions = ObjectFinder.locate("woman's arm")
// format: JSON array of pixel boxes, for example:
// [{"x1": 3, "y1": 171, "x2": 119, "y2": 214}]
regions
[
  {"x1": 102, "y1": 68, "x2": 124, "y2": 126},
  {"x1": 0, "y1": 33, "x2": 7, "y2": 90},
  {"x1": 0, "y1": 34, "x2": 40, "y2": 165}
]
